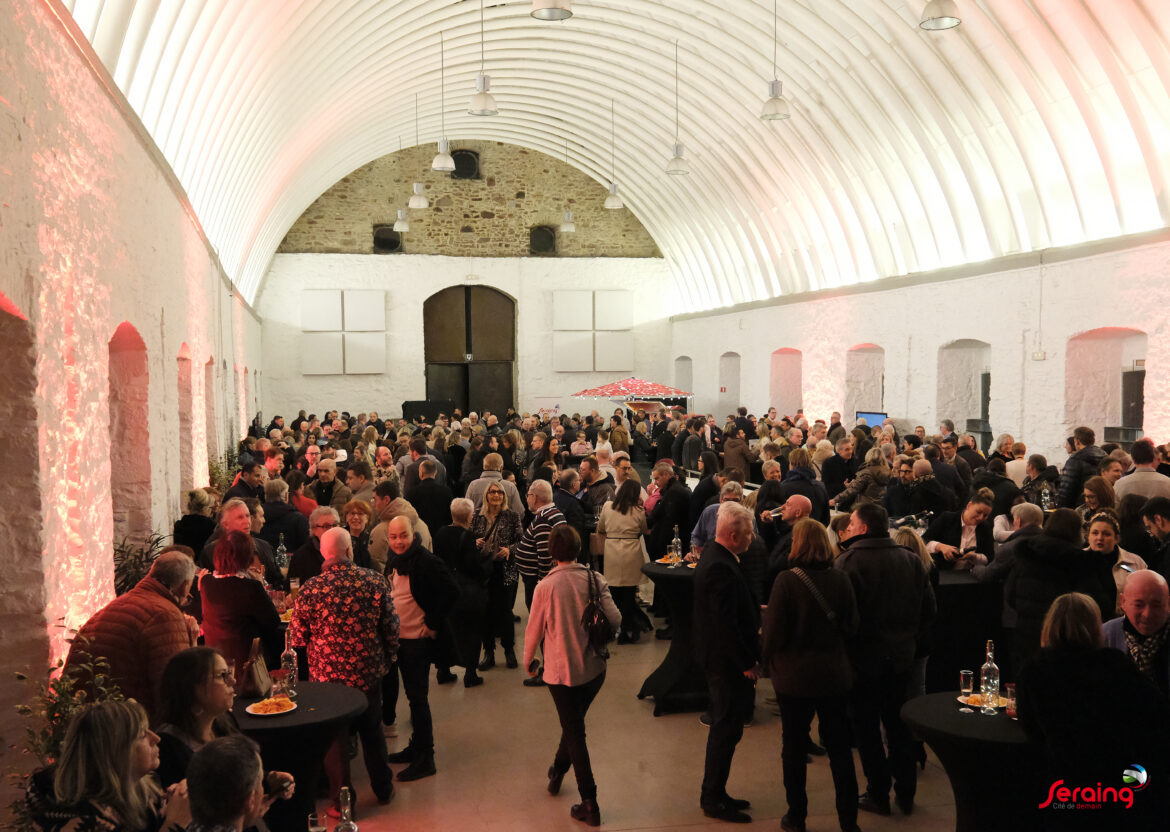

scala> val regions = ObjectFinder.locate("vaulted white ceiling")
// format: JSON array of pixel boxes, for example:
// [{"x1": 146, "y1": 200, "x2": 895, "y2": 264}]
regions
[{"x1": 62, "y1": 0, "x2": 1170, "y2": 312}]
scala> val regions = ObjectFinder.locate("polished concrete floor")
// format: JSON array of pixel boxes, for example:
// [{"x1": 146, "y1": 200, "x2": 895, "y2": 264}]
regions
[{"x1": 331, "y1": 603, "x2": 958, "y2": 832}]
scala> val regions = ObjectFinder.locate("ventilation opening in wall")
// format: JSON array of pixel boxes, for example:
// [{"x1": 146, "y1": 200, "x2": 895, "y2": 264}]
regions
[
  {"x1": 372, "y1": 224, "x2": 402, "y2": 253},
  {"x1": 451, "y1": 149, "x2": 480, "y2": 180},
  {"x1": 530, "y1": 225, "x2": 557, "y2": 256}
]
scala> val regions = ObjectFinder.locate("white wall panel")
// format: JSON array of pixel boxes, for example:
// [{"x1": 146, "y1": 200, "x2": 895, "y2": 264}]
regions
[
  {"x1": 594, "y1": 331, "x2": 634, "y2": 371},
  {"x1": 552, "y1": 290, "x2": 593, "y2": 330},
  {"x1": 300, "y1": 332, "x2": 344, "y2": 375},
  {"x1": 344, "y1": 332, "x2": 386, "y2": 374},
  {"x1": 343, "y1": 290, "x2": 386, "y2": 331},
  {"x1": 301, "y1": 290, "x2": 342, "y2": 331},
  {"x1": 594, "y1": 290, "x2": 633, "y2": 330},
  {"x1": 553, "y1": 331, "x2": 595, "y2": 372}
]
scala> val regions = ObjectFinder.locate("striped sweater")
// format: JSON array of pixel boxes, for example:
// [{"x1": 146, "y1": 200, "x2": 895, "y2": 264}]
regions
[{"x1": 514, "y1": 503, "x2": 566, "y2": 579}]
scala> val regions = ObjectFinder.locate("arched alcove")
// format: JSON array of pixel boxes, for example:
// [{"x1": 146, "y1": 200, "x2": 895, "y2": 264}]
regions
[
  {"x1": 717, "y1": 352, "x2": 741, "y2": 418},
  {"x1": 423, "y1": 285, "x2": 516, "y2": 415},
  {"x1": 108, "y1": 322, "x2": 151, "y2": 545},
  {"x1": 204, "y1": 356, "x2": 218, "y2": 460},
  {"x1": 937, "y1": 339, "x2": 991, "y2": 433},
  {"x1": 845, "y1": 344, "x2": 885, "y2": 422},
  {"x1": 233, "y1": 365, "x2": 243, "y2": 441},
  {"x1": 768, "y1": 348, "x2": 803, "y2": 420},
  {"x1": 0, "y1": 294, "x2": 46, "y2": 767},
  {"x1": 1065, "y1": 327, "x2": 1147, "y2": 438},
  {"x1": 674, "y1": 356, "x2": 693, "y2": 396},
  {"x1": 177, "y1": 344, "x2": 194, "y2": 489}
]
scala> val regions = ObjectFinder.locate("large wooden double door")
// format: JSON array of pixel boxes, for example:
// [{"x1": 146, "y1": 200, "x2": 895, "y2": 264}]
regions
[{"x1": 423, "y1": 286, "x2": 515, "y2": 415}]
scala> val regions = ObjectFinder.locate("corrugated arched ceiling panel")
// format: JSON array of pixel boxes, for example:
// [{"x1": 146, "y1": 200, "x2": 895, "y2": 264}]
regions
[{"x1": 60, "y1": 0, "x2": 1170, "y2": 312}]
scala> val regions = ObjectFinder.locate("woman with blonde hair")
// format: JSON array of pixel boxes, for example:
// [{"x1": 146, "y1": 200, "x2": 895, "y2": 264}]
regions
[
  {"x1": 830, "y1": 446, "x2": 890, "y2": 511},
  {"x1": 174, "y1": 488, "x2": 217, "y2": 555},
  {"x1": 596, "y1": 480, "x2": 649, "y2": 644},
  {"x1": 811, "y1": 439, "x2": 835, "y2": 479},
  {"x1": 27, "y1": 699, "x2": 191, "y2": 830},
  {"x1": 762, "y1": 519, "x2": 860, "y2": 832}
]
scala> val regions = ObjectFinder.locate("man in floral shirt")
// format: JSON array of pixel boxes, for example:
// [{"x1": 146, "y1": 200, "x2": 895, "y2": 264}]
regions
[{"x1": 290, "y1": 526, "x2": 399, "y2": 812}]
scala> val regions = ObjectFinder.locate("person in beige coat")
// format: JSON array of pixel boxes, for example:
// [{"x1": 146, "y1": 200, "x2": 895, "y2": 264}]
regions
[
  {"x1": 596, "y1": 480, "x2": 649, "y2": 643},
  {"x1": 368, "y1": 479, "x2": 432, "y2": 573}
]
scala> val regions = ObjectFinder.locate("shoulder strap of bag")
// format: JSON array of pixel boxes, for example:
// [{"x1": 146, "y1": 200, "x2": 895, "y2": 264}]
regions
[{"x1": 790, "y1": 567, "x2": 838, "y2": 626}]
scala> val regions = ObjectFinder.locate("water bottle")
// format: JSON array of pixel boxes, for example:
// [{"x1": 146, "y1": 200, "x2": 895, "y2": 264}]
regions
[
  {"x1": 335, "y1": 786, "x2": 358, "y2": 832},
  {"x1": 275, "y1": 533, "x2": 288, "y2": 569},
  {"x1": 280, "y1": 628, "x2": 298, "y2": 700},
  {"x1": 671, "y1": 525, "x2": 681, "y2": 561},
  {"x1": 980, "y1": 639, "x2": 999, "y2": 715}
]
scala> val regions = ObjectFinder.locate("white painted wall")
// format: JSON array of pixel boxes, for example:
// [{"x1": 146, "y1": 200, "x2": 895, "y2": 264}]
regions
[
  {"x1": 671, "y1": 236, "x2": 1170, "y2": 464},
  {"x1": 2, "y1": 0, "x2": 262, "y2": 805},
  {"x1": 257, "y1": 254, "x2": 672, "y2": 416}
]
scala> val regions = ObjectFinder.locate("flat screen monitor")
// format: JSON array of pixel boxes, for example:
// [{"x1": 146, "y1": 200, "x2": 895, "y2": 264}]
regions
[{"x1": 855, "y1": 411, "x2": 887, "y2": 428}]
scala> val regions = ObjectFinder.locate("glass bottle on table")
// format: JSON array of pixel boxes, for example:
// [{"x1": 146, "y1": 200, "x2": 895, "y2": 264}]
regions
[
  {"x1": 671, "y1": 525, "x2": 682, "y2": 563},
  {"x1": 276, "y1": 533, "x2": 288, "y2": 577},
  {"x1": 980, "y1": 639, "x2": 1000, "y2": 715},
  {"x1": 280, "y1": 627, "x2": 298, "y2": 700},
  {"x1": 335, "y1": 786, "x2": 358, "y2": 832}
]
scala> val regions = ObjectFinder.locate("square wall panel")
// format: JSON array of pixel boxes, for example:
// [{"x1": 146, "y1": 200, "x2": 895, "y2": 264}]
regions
[
  {"x1": 301, "y1": 332, "x2": 344, "y2": 375},
  {"x1": 344, "y1": 332, "x2": 386, "y2": 374},
  {"x1": 552, "y1": 331, "x2": 594, "y2": 372},
  {"x1": 302, "y1": 290, "x2": 343, "y2": 331},
  {"x1": 552, "y1": 290, "x2": 593, "y2": 330},
  {"x1": 343, "y1": 290, "x2": 386, "y2": 331},
  {"x1": 593, "y1": 290, "x2": 633, "y2": 330},
  {"x1": 594, "y1": 330, "x2": 634, "y2": 371}
]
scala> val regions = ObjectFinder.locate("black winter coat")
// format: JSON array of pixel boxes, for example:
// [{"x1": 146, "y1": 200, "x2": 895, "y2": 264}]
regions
[
  {"x1": 1058, "y1": 445, "x2": 1106, "y2": 508},
  {"x1": 647, "y1": 478, "x2": 690, "y2": 559},
  {"x1": 778, "y1": 467, "x2": 830, "y2": 526},
  {"x1": 970, "y1": 470, "x2": 1021, "y2": 519},
  {"x1": 257, "y1": 500, "x2": 310, "y2": 554}
]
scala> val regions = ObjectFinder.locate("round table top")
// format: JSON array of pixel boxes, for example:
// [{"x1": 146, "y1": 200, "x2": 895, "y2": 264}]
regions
[
  {"x1": 901, "y1": 691, "x2": 1029, "y2": 746},
  {"x1": 642, "y1": 560, "x2": 698, "y2": 580},
  {"x1": 234, "y1": 680, "x2": 366, "y2": 734}
]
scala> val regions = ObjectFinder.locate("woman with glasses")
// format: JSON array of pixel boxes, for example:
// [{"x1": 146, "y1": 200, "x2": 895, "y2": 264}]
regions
[
  {"x1": 472, "y1": 483, "x2": 523, "y2": 670},
  {"x1": 200, "y1": 531, "x2": 283, "y2": 680},
  {"x1": 342, "y1": 500, "x2": 375, "y2": 569},
  {"x1": 1077, "y1": 475, "x2": 1116, "y2": 537}
]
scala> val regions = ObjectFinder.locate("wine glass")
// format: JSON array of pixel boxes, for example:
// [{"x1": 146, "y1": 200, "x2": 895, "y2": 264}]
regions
[{"x1": 959, "y1": 670, "x2": 974, "y2": 713}]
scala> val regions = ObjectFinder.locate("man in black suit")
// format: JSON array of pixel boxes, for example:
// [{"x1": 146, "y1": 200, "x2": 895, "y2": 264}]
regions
[
  {"x1": 924, "y1": 443, "x2": 965, "y2": 506},
  {"x1": 821, "y1": 438, "x2": 859, "y2": 500},
  {"x1": 836, "y1": 503, "x2": 936, "y2": 817},
  {"x1": 694, "y1": 501, "x2": 761, "y2": 824},
  {"x1": 408, "y1": 459, "x2": 453, "y2": 540}
]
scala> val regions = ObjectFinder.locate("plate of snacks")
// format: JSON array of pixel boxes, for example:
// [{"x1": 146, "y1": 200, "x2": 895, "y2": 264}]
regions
[
  {"x1": 957, "y1": 694, "x2": 1008, "y2": 708},
  {"x1": 246, "y1": 695, "x2": 297, "y2": 716}
]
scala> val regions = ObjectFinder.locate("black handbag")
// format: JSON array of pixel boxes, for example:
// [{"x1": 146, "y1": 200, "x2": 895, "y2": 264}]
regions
[{"x1": 581, "y1": 566, "x2": 615, "y2": 659}]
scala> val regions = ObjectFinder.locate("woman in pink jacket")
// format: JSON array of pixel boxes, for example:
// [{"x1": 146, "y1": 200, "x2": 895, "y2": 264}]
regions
[{"x1": 524, "y1": 525, "x2": 620, "y2": 828}]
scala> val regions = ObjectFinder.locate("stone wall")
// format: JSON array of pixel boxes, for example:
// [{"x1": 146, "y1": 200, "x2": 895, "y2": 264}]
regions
[
  {"x1": 1, "y1": 0, "x2": 262, "y2": 806},
  {"x1": 277, "y1": 141, "x2": 661, "y2": 259},
  {"x1": 670, "y1": 234, "x2": 1170, "y2": 465}
]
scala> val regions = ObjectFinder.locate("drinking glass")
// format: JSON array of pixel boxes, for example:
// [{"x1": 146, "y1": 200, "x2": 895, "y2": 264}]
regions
[
  {"x1": 959, "y1": 670, "x2": 974, "y2": 713},
  {"x1": 307, "y1": 812, "x2": 326, "y2": 832},
  {"x1": 1005, "y1": 682, "x2": 1017, "y2": 720}
]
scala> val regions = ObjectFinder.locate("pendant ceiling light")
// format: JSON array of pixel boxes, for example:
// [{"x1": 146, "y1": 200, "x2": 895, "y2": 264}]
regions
[
  {"x1": 559, "y1": 140, "x2": 576, "y2": 233},
  {"x1": 531, "y1": 0, "x2": 572, "y2": 21},
  {"x1": 760, "y1": 0, "x2": 791, "y2": 121},
  {"x1": 409, "y1": 96, "x2": 429, "y2": 209},
  {"x1": 919, "y1": 0, "x2": 961, "y2": 30},
  {"x1": 604, "y1": 101, "x2": 623, "y2": 210},
  {"x1": 393, "y1": 209, "x2": 410, "y2": 232},
  {"x1": 432, "y1": 32, "x2": 455, "y2": 172},
  {"x1": 469, "y1": 0, "x2": 498, "y2": 115},
  {"x1": 665, "y1": 41, "x2": 689, "y2": 176}
]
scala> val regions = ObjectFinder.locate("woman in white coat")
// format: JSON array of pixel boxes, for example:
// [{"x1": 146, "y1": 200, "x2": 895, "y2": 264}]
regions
[{"x1": 596, "y1": 479, "x2": 649, "y2": 643}]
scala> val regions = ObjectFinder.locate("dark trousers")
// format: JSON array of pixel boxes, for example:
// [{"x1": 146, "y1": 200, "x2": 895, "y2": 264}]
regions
[
  {"x1": 610, "y1": 586, "x2": 640, "y2": 636},
  {"x1": 388, "y1": 639, "x2": 435, "y2": 753},
  {"x1": 483, "y1": 571, "x2": 516, "y2": 653},
  {"x1": 850, "y1": 661, "x2": 916, "y2": 803},
  {"x1": 778, "y1": 693, "x2": 858, "y2": 827},
  {"x1": 324, "y1": 680, "x2": 391, "y2": 802},
  {"x1": 547, "y1": 671, "x2": 606, "y2": 800},
  {"x1": 701, "y1": 669, "x2": 755, "y2": 805},
  {"x1": 522, "y1": 573, "x2": 539, "y2": 610}
]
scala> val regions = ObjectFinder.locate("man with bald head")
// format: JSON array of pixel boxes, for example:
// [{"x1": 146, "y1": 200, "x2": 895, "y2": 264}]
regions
[
  {"x1": 1104, "y1": 569, "x2": 1170, "y2": 696},
  {"x1": 907, "y1": 458, "x2": 953, "y2": 516},
  {"x1": 289, "y1": 525, "x2": 398, "y2": 809},
  {"x1": 308, "y1": 457, "x2": 354, "y2": 512},
  {"x1": 384, "y1": 516, "x2": 459, "y2": 781}
]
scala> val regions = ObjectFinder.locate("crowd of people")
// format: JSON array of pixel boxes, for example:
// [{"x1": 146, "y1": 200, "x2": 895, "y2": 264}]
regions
[{"x1": 35, "y1": 403, "x2": 1170, "y2": 829}]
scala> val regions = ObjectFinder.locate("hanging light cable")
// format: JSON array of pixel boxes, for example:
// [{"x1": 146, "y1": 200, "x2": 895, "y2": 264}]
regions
[
  {"x1": 559, "y1": 139, "x2": 576, "y2": 232},
  {"x1": 760, "y1": 0, "x2": 791, "y2": 121},
  {"x1": 432, "y1": 32, "x2": 455, "y2": 171},
  {"x1": 604, "y1": 100, "x2": 623, "y2": 209},
  {"x1": 666, "y1": 40, "x2": 689, "y2": 175},
  {"x1": 409, "y1": 95, "x2": 429, "y2": 208},
  {"x1": 469, "y1": 0, "x2": 498, "y2": 115}
]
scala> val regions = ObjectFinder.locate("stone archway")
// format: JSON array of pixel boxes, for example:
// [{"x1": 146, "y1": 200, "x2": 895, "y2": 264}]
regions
[
  {"x1": 768, "y1": 348, "x2": 803, "y2": 420},
  {"x1": 937, "y1": 339, "x2": 991, "y2": 431},
  {"x1": 674, "y1": 355, "x2": 693, "y2": 395},
  {"x1": 109, "y1": 322, "x2": 151, "y2": 545},
  {"x1": 177, "y1": 343, "x2": 194, "y2": 489},
  {"x1": 845, "y1": 343, "x2": 885, "y2": 422},
  {"x1": 1065, "y1": 327, "x2": 1147, "y2": 438},
  {"x1": 423, "y1": 285, "x2": 516, "y2": 415},
  {"x1": 717, "y1": 352, "x2": 741, "y2": 418}
]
